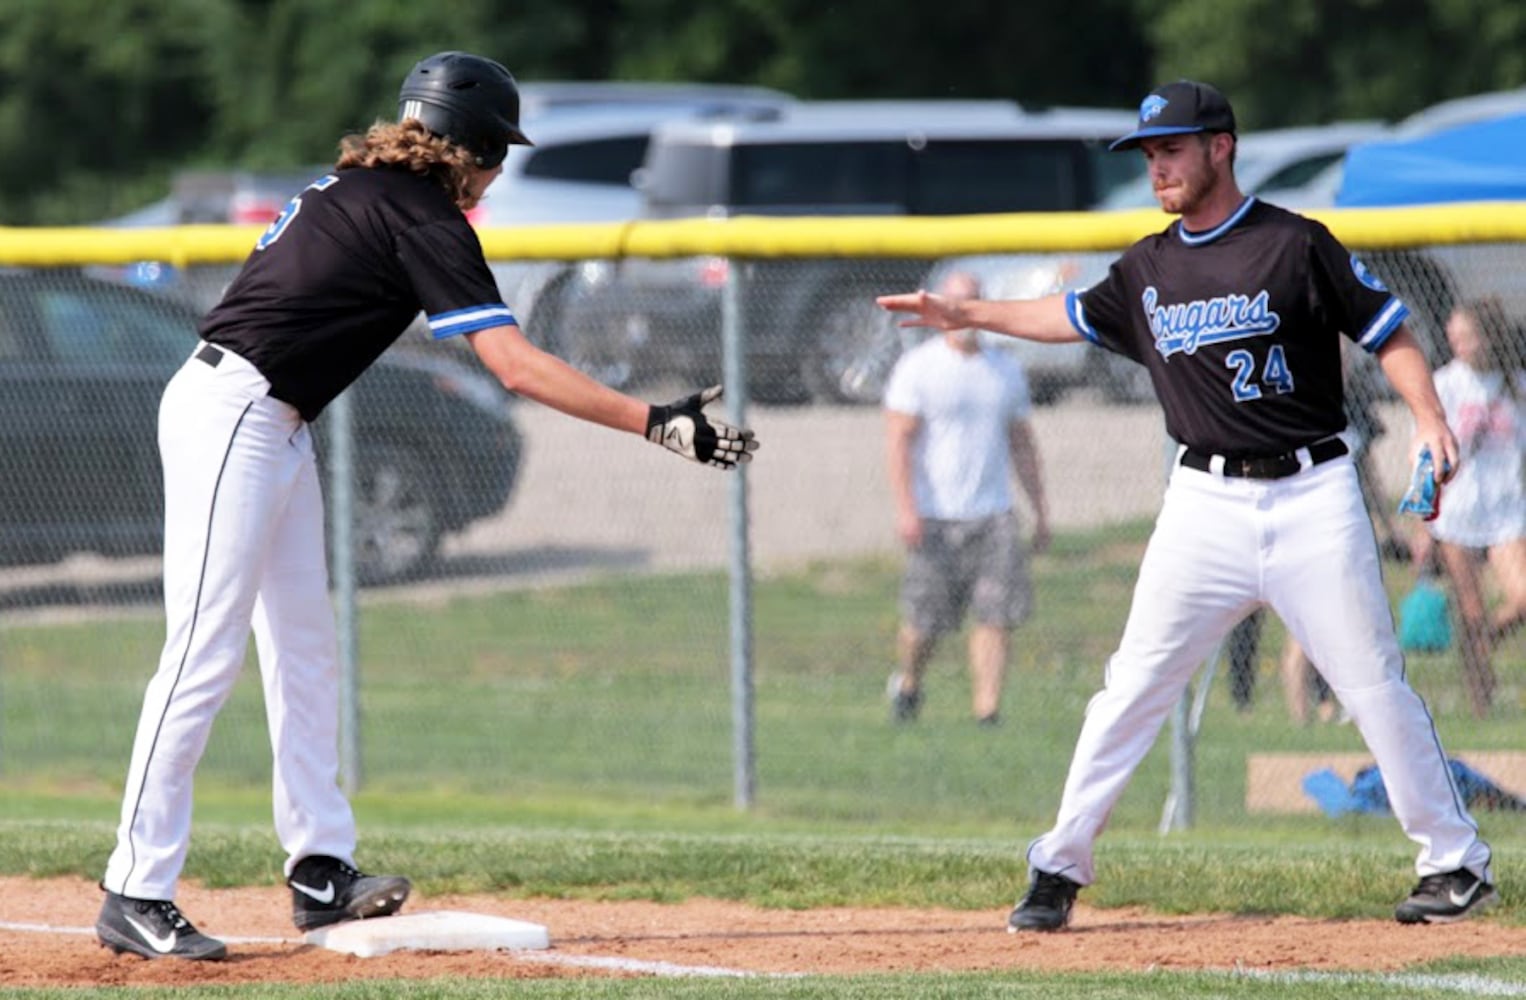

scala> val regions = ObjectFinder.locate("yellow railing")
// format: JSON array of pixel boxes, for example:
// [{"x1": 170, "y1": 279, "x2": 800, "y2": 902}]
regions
[{"x1": 3, "y1": 202, "x2": 1526, "y2": 266}]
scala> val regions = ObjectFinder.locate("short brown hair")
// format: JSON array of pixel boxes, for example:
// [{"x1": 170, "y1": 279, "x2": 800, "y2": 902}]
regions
[{"x1": 336, "y1": 119, "x2": 477, "y2": 209}]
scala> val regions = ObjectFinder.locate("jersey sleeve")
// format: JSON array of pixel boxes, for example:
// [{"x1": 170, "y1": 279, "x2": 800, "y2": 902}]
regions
[
  {"x1": 1067, "y1": 258, "x2": 1145, "y2": 363},
  {"x1": 395, "y1": 220, "x2": 517, "y2": 339},
  {"x1": 1307, "y1": 222, "x2": 1409, "y2": 354}
]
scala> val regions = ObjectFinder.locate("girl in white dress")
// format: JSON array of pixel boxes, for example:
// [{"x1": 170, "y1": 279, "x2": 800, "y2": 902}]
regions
[{"x1": 1422, "y1": 298, "x2": 1526, "y2": 716}]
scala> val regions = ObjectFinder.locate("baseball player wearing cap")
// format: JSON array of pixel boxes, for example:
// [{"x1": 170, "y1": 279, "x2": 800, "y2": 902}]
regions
[
  {"x1": 879, "y1": 80, "x2": 1495, "y2": 931},
  {"x1": 96, "y1": 51, "x2": 757, "y2": 961}
]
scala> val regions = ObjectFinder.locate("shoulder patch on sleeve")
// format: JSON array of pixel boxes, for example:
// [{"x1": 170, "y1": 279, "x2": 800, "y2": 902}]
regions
[{"x1": 1350, "y1": 254, "x2": 1389, "y2": 293}]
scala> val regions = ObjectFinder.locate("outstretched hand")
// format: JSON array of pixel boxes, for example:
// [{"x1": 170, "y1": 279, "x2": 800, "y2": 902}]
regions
[
  {"x1": 646, "y1": 385, "x2": 759, "y2": 470},
  {"x1": 876, "y1": 290, "x2": 964, "y2": 331}
]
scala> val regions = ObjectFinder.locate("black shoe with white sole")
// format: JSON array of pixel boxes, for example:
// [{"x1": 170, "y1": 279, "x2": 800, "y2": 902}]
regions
[
  {"x1": 1007, "y1": 870, "x2": 1081, "y2": 932},
  {"x1": 1394, "y1": 868, "x2": 1498, "y2": 924},
  {"x1": 96, "y1": 891, "x2": 227, "y2": 960},
  {"x1": 288, "y1": 855, "x2": 412, "y2": 931}
]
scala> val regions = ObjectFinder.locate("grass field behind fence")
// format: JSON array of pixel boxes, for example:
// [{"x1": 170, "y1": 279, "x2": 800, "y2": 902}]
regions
[
  {"x1": 3, "y1": 522, "x2": 1521, "y2": 829},
  {"x1": 1, "y1": 523, "x2": 1524, "y2": 996}
]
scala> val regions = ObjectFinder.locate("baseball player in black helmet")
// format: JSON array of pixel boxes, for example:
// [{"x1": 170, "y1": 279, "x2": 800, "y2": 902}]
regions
[
  {"x1": 397, "y1": 50, "x2": 533, "y2": 166},
  {"x1": 881, "y1": 80, "x2": 1494, "y2": 932},
  {"x1": 96, "y1": 51, "x2": 757, "y2": 961}
]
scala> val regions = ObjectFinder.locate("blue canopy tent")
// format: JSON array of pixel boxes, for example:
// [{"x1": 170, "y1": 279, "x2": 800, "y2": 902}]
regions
[{"x1": 1336, "y1": 112, "x2": 1526, "y2": 206}]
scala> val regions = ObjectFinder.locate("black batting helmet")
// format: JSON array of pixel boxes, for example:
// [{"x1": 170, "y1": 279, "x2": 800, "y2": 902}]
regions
[{"x1": 398, "y1": 51, "x2": 533, "y2": 168}]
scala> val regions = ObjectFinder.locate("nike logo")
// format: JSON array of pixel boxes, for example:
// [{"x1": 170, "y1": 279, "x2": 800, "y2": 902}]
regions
[
  {"x1": 291, "y1": 880, "x2": 336, "y2": 904},
  {"x1": 1449, "y1": 881, "x2": 1482, "y2": 908},
  {"x1": 124, "y1": 914, "x2": 177, "y2": 954}
]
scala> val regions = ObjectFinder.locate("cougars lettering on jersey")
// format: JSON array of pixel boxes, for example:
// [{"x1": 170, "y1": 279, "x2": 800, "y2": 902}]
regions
[{"x1": 1064, "y1": 198, "x2": 1409, "y2": 456}]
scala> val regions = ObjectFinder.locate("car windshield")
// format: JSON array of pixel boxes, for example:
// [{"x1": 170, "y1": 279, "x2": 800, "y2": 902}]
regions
[
  {"x1": 33, "y1": 285, "x2": 192, "y2": 365},
  {"x1": 723, "y1": 139, "x2": 1115, "y2": 214},
  {"x1": 519, "y1": 135, "x2": 651, "y2": 185}
]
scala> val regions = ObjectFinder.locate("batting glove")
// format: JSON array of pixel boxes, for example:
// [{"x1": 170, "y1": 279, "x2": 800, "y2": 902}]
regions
[{"x1": 646, "y1": 385, "x2": 759, "y2": 469}]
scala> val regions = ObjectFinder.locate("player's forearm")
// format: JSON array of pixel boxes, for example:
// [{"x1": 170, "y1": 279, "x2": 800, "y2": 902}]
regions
[
  {"x1": 1377, "y1": 328, "x2": 1446, "y2": 427},
  {"x1": 962, "y1": 295, "x2": 1079, "y2": 344},
  {"x1": 1377, "y1": 325, "x2": 1461, "y2": 476},
  {"x1": 468, "y1": 325, "x2": 648, "y2": 434}
]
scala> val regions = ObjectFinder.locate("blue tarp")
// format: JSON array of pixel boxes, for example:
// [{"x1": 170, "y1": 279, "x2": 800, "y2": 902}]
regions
[{"x1": 1335, "y1": 112, "x2": 1526, "y2": 207}]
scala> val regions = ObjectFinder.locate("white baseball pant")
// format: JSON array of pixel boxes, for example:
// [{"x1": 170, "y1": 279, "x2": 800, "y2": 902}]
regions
[
  {"x1": 1026, "y1": 453, "x2": 1492, "y2": 885},
  {"x1": 103, "y1": 345, "x2": 356, "y2": 901}
]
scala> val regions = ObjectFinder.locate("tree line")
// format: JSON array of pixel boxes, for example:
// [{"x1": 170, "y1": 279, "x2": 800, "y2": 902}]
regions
[{"x1": 2, "y1": 0, "x2": 1523, "y2": 224}]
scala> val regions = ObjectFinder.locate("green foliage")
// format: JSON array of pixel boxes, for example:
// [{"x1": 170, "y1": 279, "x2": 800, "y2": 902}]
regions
[
  {"x1": 7, "y1": 0, "x2": 1526, "y2": 223},
  {"x1": 1142, "y1": 0, "x2": 1526, "y2": 128}
]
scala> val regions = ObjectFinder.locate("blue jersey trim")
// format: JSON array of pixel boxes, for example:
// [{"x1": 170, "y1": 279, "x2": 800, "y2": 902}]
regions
[
  {"x1": 1357, "y1": 298, "x2": 1409, "y2": 351},
  {"x1": 1064, "y1": 290, "x2": 1101, "y2": 344},
  {"x1": 427, "y1": 304, "x2": 518, "y2": 339},
  {"x1": 1176, "y1": 197, "x2": 1257, "y2": 247}
]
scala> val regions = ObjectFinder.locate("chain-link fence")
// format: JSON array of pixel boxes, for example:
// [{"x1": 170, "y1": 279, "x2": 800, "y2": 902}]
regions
[{"x1": 1, "y1": 217, "x2": 1523, "y2": 833}]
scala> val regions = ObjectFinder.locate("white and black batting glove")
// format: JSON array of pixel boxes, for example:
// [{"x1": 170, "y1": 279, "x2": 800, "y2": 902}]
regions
[{"x1": 645, "y1": 385, "x2": 759, "y2": 470}]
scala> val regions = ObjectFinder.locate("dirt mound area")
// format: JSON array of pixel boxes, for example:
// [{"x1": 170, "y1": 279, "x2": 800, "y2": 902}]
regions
[{"x1": 3, "y1": 877, "x2": 1521, "y2": 987}]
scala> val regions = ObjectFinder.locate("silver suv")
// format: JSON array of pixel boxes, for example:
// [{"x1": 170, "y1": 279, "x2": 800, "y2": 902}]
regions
[
  {"x1": 548, "y1": 101, "x2": 1141, "y2": 403},
  {"x1": 472, "y1": 87, "x2": 796, "y2": 355}
]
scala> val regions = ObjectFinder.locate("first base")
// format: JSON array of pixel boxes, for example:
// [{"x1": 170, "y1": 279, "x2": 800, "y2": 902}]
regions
[{"x1": 305, "y1": 910, "x2": 550, "y2": 957}]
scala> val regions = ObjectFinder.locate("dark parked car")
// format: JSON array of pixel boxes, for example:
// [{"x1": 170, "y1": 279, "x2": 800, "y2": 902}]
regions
[
  {"x1": 0, "y1": 271, "x2": 522, "y2": 584},
  {"x1": 542, "y1": 101, "x2": 1141, "y2": 404}
]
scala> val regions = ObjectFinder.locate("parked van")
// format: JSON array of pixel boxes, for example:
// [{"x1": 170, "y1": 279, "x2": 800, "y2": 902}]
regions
[{"x1": 545, "y1": 101, "x2": 1140, "y2": 403}]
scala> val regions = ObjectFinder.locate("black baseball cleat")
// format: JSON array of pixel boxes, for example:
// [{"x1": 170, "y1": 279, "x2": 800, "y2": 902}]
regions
[
  {"x1": 1394, "y1": 868, "x2": 1498, "y2": 924},
  {"x1": 288, "y1": 855, "x2": 412, "y2": 931},
  {"x1": 1007, "y1": 870, "x2": 1081, "y2": 932},
  {"x1": 96, "y1": 891, "x2": 227, "y2": 960}
]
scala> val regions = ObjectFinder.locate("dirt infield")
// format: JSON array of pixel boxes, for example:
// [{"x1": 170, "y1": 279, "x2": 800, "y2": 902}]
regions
[{"x1": 4, "y1": 877, "x2": 1525, "y2": 987}]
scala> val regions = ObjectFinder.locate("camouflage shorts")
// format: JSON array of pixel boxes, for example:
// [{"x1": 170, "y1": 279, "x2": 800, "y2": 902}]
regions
[{"x1": 900, "y1": 511, "x2": 1032, "y2": 636}]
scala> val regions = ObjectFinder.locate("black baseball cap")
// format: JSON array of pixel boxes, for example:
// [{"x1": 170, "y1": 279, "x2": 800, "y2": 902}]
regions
[{"x1": 1109, "y1": 80, "x2": 1236, "y2": 152}]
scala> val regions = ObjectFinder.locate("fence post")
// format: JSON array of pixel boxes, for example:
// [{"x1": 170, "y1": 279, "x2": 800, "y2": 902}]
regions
[
  {"x1": 722, "y1": 257, "x2": 756, "y2": 810},
  {"x1": 328, "y1": 390, "x2": 361, "y2": 795}
]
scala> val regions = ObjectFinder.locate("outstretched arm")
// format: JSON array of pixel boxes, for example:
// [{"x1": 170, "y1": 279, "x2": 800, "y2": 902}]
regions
[
  {"x1": 876, "y1": 290, "x2": 1079, "y2": 344},
  {"x1": 467, "y1": 323, "x2": 757, "y2": 469}
]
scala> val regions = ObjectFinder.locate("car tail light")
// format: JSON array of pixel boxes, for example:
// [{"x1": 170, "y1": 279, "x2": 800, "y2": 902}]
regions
[
  {"x1": 229, "y1": 195, "x2": 286, "y2": 226},
  {"x1": 696, "y1": 256, "x2": 729, "y2": 287}
]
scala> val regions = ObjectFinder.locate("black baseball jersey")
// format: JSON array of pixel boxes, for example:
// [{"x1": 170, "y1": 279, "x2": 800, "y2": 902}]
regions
[
  {"x1": 1065, "y1": 198, "x2": 1409, "y2": 456},
  {"x1": 200, "y1": 167, "x2": 514, "y2": 421}
]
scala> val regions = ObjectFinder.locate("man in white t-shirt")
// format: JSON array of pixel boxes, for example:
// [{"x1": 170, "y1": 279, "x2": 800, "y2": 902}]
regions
[{"x1": 883, "y1": 271, "x2": 1051, "y2": 725}]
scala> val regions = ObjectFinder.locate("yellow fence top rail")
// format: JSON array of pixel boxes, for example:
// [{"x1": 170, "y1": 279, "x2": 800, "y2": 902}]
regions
[{"x1": 4, "y1": 203, "x2": 1526, "y2": 266}]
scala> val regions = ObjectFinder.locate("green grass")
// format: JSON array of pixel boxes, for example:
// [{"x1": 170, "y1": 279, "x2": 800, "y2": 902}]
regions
[
  {"x1": 5, "y1": 962, "x2": 1526, "y2": 999},
  {"x1": 3, "y1": 521, "x2": 1519, "y2": 831},
  {"x1": 2, "y1": 818, "x2": 1524, "y2": 918},
  {"x1": 2, "y1": 521, "x2": 1524, "y2": 995}
]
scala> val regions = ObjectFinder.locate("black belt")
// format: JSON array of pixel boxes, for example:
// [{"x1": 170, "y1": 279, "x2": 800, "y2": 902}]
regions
[
  {"x1": 196, "y1": 343, "x2": 224, "y2": 367},
  {"x1": 1179, "y1": 437, "x2": 1348, "y2": 480}
]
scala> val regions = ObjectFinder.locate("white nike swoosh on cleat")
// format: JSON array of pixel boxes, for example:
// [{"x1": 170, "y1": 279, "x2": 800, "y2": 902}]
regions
[
  {"x1": 123, "y1": 914, "x2": 177, "y2": 954},
  {"x1": 291, "y1": 880, "x2": 336, "y2": 904},
  {"x1": 1449, "y1": 882, "x2": 1481, "y2": 908}
]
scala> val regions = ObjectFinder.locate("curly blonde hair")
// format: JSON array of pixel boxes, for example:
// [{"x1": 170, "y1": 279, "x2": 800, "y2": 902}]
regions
[{"x1": 336, "y1": 119, "x2": 478, "y2": 210}]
